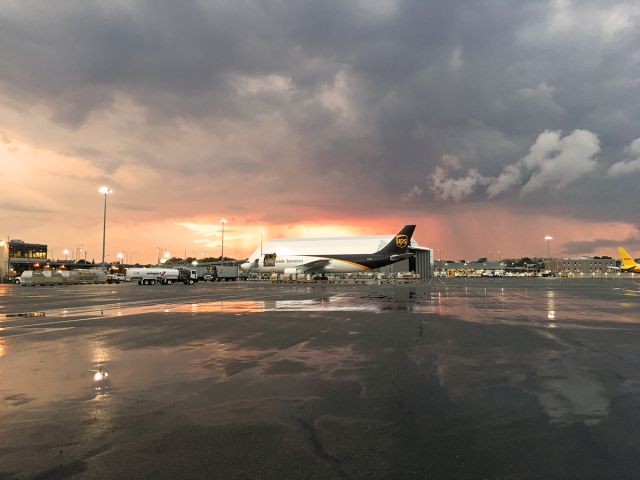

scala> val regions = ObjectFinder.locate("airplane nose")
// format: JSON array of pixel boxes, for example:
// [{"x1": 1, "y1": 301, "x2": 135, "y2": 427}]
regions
[{"x1": 240, "y1": 262, "x2": 250, "y2": 271}]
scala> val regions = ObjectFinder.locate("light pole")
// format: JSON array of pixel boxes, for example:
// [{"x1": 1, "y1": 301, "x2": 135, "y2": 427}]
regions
[
  {"x1": 220, "y1": 218, "x2": 227, "y2": 266},
  {"x1": 63, "y1": 249, "x2": 69, "y2": 261},
  {"x1": 544, "y1": 235, "x2": 553, "y2": 270},
  {"x1": 260, "y1": 231, "x2": 264, "y2": 257},
  {"x1": 76, "y1": 244, "x2": 84, "y2": 263},
  {"x1": 99, "y1": 186, "x2": 112, "y2": 270}
]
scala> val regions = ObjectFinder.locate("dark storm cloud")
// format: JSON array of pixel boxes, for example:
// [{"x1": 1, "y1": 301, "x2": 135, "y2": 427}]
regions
[
  {"x1": 1, "y1": 0, "x2": 640, "y2": 222},
  {"x1": 562, "y1": 236, "x2": 640, "y2": 255}
]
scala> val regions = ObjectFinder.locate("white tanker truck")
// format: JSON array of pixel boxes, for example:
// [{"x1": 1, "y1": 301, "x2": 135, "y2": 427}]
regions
[{"x1": 126, "y1": 267, "x2": 198, "y2": 285}]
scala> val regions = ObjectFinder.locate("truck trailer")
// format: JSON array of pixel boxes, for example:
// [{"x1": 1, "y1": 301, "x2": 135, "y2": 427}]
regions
[
  {"x1": 126, "y1": 267, "x2": 198, "y2": 285},
  {"x1": 203, "y1": 265, "x2": 240, "y2": 281},
  {"x1": 19, "y1": 269, "x2": 108, "y2": 286}
]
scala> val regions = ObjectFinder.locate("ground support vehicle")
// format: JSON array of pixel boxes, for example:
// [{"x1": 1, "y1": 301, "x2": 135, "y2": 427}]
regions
[
  {"x1": 19, "y1": 269, "x2": 108, "y2": 286},
  {"x1": 126, "y1": 267, "x2": 198, "y2": 285},
  {"x1": 205, "y1": 265, "x2": 239, "y2": 281}
]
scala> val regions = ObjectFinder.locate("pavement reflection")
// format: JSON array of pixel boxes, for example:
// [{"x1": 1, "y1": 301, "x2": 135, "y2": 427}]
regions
[{"x1": 2, "y1": 279, "x2": 640, "y2": 479}]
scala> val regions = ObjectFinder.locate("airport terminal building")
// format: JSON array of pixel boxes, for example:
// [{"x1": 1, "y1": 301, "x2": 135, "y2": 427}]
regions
[
  {"x1": 549, "y1": 258, "x2": 616, "y2": 275},
  {"x1": 0, "y1": 239, "x2": 48, "y2": 280}
]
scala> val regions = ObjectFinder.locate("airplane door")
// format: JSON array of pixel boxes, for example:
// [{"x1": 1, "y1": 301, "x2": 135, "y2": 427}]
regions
[{"x1": 263, "y1": 253, "x2": 276, "y2": 267}]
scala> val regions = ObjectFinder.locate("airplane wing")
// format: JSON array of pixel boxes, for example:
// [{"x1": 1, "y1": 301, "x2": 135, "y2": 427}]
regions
[{"x1": 296, "y1": 259, "x2": 331, "y2": 273}]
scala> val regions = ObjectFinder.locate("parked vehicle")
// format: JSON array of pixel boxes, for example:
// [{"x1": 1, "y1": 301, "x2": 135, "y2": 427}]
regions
[
  {"x1": 205, "y1": 265, "x2": 239, "y2": 281},
  {"x1": 19, "y1": 269, "x2": 108, "y2": 286},
  {"x1": 126, "y1": 267, "x2": 199, "y2": 285}
]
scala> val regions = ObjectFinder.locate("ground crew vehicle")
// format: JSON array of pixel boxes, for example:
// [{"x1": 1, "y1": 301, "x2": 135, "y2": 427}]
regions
[
  {"x1": 203, "y1": 265, "x2": 239, "y2": 281},
  {"x1": 126, "y1": 268, "x2": 199, "y2": 285}
]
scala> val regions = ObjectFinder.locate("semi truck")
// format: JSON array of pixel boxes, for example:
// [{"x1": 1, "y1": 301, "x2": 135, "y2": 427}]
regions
[{"x1": 126, "y1": 267, "x2": 199, "y2": 285}]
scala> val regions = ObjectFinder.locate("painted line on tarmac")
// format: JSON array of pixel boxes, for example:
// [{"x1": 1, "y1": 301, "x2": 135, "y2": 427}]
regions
[{"x1": 2, "y1": 327, "x2": 75, "y2": 338}]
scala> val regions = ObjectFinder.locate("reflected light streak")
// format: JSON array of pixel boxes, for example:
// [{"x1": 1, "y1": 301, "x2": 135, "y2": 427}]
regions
[
  {"x1": 90, "y1": 340, "x2": 112, "y2": 364},
  {"x1": 91, "y1": 365, "x2": 112, "y2": 399},
  {"x1": 546, "y1": 290, "x2": 556, "y2": 321},
  {"x1": 0, "y1": 336, "x2": 5, "y2": 357}
]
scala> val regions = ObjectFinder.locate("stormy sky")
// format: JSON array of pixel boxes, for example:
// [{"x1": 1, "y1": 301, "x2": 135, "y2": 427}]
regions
[{"x1": 1, "y1": 0, "x2": 639, "y2": 262}]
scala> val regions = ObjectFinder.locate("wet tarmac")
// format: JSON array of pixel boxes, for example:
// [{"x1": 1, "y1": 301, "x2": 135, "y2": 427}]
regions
[{"x1": 2, "y1": 278, "x2": 640, "y2": 479}]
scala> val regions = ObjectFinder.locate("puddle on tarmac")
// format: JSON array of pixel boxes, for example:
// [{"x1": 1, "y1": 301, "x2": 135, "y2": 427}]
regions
[
  {"x1": 23, "y1": 295, "x2": 386, "y2": 319},
  {"x1": 4, "y1": 284, "x2": 640, "y2": 332},
  {"x1": 0, "y1": 336, "x2": 229, "y2": 408}
]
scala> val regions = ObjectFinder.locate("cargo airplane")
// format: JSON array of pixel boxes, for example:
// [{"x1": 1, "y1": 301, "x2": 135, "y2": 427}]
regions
[
  {"x1": 609, "y1": 247, "x2": 640, "y2": 273},
  {"x1": 240, "y1": 225, "x2": 416, "y2": 275}
]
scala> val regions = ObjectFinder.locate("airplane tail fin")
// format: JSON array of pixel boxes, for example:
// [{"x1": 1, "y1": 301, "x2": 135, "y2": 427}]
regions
[
  {"x1": 618, "y1": 247, "x2": 639, "y2": 268},
  {"x1": 378, "y1": 225, "x2": 416, "y2": 255}
]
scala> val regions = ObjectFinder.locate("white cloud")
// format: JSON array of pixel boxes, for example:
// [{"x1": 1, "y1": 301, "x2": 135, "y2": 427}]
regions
[
  {"x1": 429, "y1": 165, "x2": 489, "y2": 202},
  {"x1": 486, "y1": 164, "x2": 522, "y2": 198},
  {"x1": 429, "y1": 130, "x2": 601, "y2": 201},
  {"x1": 608, "y1": 138, "x2": 640, "y2": 176},
  {"x1": 521, "y1": 129, "x2": 600, "y2": 194},
  {"x1": 401, "y1": 185, "x2": 423, "y2": 203}
]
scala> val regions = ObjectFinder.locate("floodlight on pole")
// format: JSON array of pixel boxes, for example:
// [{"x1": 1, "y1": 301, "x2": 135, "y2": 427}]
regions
[
  {"x1": 63, "y1": 249, "x2": 70, "y2": 261},
  {"x1": 99, "y1": 186, "x2": 112, "y2": 270},
  {"x1": 544, "y1": 235, "x2": 553, "y2": 269},
  {"x1": 220, "y1": 218, "x2": 227, "y2": 266}
]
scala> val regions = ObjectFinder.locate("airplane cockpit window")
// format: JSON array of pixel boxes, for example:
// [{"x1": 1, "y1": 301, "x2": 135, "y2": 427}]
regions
[{"x1": 263, "y1": 253, "x2": 276, "y2": 267}]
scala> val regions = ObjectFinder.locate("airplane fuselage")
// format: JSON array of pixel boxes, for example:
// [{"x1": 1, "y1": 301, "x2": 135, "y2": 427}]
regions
[
  {"x1": 241, "y1": 225, "x2": 417, "y2": 275},
  {"x1": 245, "y1": 253, "x2": 402, "y2": 274}
]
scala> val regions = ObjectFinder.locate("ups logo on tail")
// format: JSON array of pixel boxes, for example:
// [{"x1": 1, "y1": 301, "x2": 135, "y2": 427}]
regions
[{"x1": 395, "y1": 235, "x2": 408, "y2": 248}]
